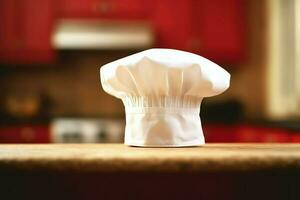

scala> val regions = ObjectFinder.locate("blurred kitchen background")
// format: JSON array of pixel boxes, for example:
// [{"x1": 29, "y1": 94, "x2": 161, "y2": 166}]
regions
[{"x1": 0, "y1": 0, "x2": 299, "y2": 143}]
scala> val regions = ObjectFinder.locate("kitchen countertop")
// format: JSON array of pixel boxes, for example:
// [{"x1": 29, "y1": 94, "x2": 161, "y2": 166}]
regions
[{"x1": 0, "y1": 143, "x2": 300, "y2": 173}]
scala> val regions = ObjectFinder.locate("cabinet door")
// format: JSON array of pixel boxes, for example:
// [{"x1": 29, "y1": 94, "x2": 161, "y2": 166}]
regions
[
  {"x1": 151, "y1": 0, "x2": 190, "y2": 50},
  {"x1": 0, "y1": 0, "x2": 55, "y2": 64},
  {"x1": 22, "y1": 0, "x2": 55, "y2": 63},
  {"x1": 203, "y1": 124, "x2": 237, "y2": 142},
  {"x1": 0, "y1": 125, "x2": 50, "y2": 143},
  {"x1": 58, "y1": 0, "x2": 149, "y2": 19},
  {"x1": 235, "y1": 125, "x2": 290, "y2": 143},
  {"x1": 189, "y1": 0, "x2": 247, "y2": 63},
  {"x1": 0, "y1": 0, "x2": 19, "y2": 61}
]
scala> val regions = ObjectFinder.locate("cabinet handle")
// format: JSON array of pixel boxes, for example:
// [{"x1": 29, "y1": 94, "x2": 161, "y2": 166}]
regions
[{"x1": 93, "y1": 1, "x2": 112, "y2": 14}]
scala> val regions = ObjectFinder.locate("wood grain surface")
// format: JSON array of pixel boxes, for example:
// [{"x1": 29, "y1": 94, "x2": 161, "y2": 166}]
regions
[{"x1": 0, "y1": 143, "x2": 300, "y2": 172}]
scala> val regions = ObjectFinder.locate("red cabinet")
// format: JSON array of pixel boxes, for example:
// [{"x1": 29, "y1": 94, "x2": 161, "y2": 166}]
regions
[
  {"x1": 151, "y1": 0, "x2": 190, "y2": 50},
  {"x1": 290, "y1": 134, "x2": 300, "y2": 143},
  {"x1": 0, "y1": 0, "x2": 248, "y2": 64},
  {"x1": 203, "y1": 123, "x2": 237, "y2": 142},
  {"x1": 0, "y1": 0, "x2": 16, "y2": 59},
  {"x1": 152, "y1": 0, "x2": 247, "y2": 63},
  {"x1": 0, "y1": 0, "x2": 55, "y2": 64},
  {"x1": 58, "y1": 0, "x2": 151, "y2": 19},
  {"x1": 188, "y1": 0, "x2": 247, "y2": 62},
  {"x1": 0, "y1": 125, "x2": 50, "y2": 143},
  {"x1": 203, "y1": 123, "x2": 294, "y2": 143},
  {"x1": 235, "y1": 125, "x2": 290, "y2": 143}
]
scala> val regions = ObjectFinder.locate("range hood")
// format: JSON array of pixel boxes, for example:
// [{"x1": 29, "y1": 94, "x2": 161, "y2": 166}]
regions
[{"x1": 52, "y1": 20, "x2": 154, "y2": 50}]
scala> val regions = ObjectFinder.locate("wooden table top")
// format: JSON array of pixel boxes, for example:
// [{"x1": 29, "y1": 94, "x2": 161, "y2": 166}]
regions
[{"x1": 0, "y1": 143, "x2": 300, "y2": 173}]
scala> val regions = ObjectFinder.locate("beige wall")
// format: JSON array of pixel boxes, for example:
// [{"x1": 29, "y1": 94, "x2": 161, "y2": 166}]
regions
[
  {"x1": 214, "y1": 0, "x2": 267, "y2": 119},
  {"x1": 0, "y1": 51, "x2": 129, "y2": 117}
]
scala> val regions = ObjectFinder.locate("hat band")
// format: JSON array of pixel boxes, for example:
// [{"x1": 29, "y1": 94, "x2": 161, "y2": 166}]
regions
[
  {"x1": 125, "y1": 106, "x2": 200, "y2": 115},
  {"x1": 122, "y1": 96, "x2": 202, "y2": 108},
  {"x1": 124, "y1": 111, "x2": 204, "y2": 147}
]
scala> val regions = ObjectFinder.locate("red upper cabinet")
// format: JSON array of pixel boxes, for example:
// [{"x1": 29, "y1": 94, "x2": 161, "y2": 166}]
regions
[
  {"x1": 22, "y1": 0, "x2": 55, "y2": 62},
  {"x1": 151, "y1": 0, "x2": 191, "y2": 50},
  {"x1": 0, "y1": 0, "x2": 247, "y2": 64},
  {"x1": 0, "y1": 0, "x2": 55, "y2": 64},
  {"x1": 188, "y1": 0, "x2": 247, "y2": 63},
  {"x1": 58, "y1": 0, "x2": 151, "y2": 20},
  {"x1": 0, "y1": 1, "x2": 17, "y2": 56},
  {"x1": 152, "y1": 0, "x2": 248, "y2": 64}
]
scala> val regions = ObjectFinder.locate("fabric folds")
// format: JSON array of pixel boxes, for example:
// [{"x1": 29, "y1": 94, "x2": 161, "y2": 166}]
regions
[{"x1": 100, "y1": 48, "x2": 230, "y2": 147}]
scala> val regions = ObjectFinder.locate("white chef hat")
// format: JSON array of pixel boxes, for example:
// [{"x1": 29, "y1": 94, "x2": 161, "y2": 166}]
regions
[{"x1": 100, "y1": 49, "x2": 230, "y2": 147}]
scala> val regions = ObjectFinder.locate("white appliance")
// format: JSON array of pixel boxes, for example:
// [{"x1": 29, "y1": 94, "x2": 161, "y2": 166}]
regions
[{"x1": 51, "y1": 118, "x2": 125, "y2": 143}]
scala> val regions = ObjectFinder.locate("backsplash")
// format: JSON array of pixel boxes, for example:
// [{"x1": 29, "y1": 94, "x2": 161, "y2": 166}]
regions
[
  {"x1": 0, "y1": 47, "x2": 265, "y2": 120},
  {"x1": 0, "y1": 51, "x2": 132, "y2": 117}
]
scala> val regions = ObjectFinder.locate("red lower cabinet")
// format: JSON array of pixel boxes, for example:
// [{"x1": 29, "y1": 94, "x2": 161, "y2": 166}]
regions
[
  {"x1": 0, "y1": 125, "x2": 50, "y2": 143},
  {"x1": 203, "y1": 123, "x2": 237, "y2": 142},
  {"x1": 289, "y1": 133, "x2": 300, "y2": 143},
  {"x1": 203, "y1": 123, "x2": 295, "y2": 143},
  {"x1": 235, "y1": 125, "x2": 290, "y2": 143},
  {"x1": 260, "y1": 130, "x2": 290, "y2": 143},
  {"x1": 0, "y1": 124, "x2": 297, "y2": 144}
]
